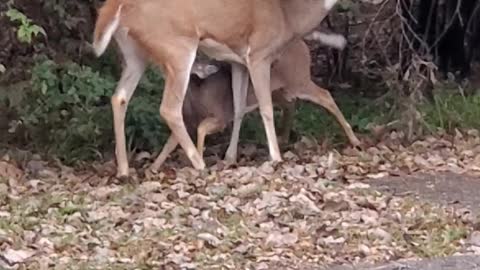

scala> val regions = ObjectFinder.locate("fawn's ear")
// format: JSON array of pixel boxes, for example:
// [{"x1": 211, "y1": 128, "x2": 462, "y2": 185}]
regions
[
  {"x1": 204, "y1": 64, "x2": 220, "y2": 77},
  {"x1": 191, "y1": 63, "x2": 220, "y2": 79}
]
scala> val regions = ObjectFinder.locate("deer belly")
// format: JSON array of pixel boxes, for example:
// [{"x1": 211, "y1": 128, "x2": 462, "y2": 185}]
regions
[{"x1": 199, "y1": 39, "x2": 246, "y2": 64}]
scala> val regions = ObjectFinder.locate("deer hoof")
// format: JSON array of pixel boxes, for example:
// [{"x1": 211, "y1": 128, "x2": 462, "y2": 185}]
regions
[
  {"x1": 116, "y1": 169, "x2": 129, "y2": 179},
  {"x1": 224, "y1": 148, "x2": 238, "y2": 164},
  {"x1": 148, "y1": 164, "x2": 160, "y2": 174},
  {"x1": 224, "y1": 156, "x2": 237, "y2": 166},
  {"x1": 272, "y1": 156, "x2": 283, "y2": 163},
  {"x1": 193, "y1": 160, "x2": 206, "y2": 170},
  {"x1": 349, "y1": 136, "x2": 364, "y2": 150},
  {"x1": 115, "y1": 173, "x2": 130, "y2": 182}
]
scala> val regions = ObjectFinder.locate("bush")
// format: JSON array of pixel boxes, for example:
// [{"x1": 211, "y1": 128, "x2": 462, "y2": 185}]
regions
[{"x1": 15, "y1": 57, "x2": 168, "y2": 163}]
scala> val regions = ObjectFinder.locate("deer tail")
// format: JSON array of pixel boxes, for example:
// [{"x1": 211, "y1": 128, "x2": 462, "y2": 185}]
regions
[
  {"x1": 92, "y1": 0, "x2": 123, "y2": 57},
  {"x1": 304, "y1": 31, "x2": 347, "y2": 50}
]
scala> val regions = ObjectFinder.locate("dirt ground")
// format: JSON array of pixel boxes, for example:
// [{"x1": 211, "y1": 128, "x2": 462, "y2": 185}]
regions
[
  {"x1": 325, "y1": 172, "x2": 480, "y2": 270},
  {"x1": 327, "y1": 254, "x2": 480, "y2": 270},
  {"x1": 369, "y1": 172, "x2": 480, "y2": 215}
]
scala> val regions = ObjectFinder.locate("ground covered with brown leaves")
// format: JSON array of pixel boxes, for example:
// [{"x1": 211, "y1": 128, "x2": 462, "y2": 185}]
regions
[{"x1": 1, "y1": 131, "x2": 480, "y2": 269}]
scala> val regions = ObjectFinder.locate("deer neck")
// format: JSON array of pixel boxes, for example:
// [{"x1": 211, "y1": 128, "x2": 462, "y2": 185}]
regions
[{"x1": 282, "y1": 0, "x2": 338, "y2": 36}]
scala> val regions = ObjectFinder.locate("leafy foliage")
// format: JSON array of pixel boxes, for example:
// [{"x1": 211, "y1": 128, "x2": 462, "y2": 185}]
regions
[
  {"x1": 6, "y1": 7, "x2": 46, "y2": 44},
  {"x1": 15, "y1": 58, "x2": 168, "y2": 163},
  {"x1": 17, "y1": 59, "x2": 115, "y2": 161}
]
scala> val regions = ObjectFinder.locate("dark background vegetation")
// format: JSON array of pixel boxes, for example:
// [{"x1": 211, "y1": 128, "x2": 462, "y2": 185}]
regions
[{"x1": 1, "y1": 0, "x2": 479, "y2": 165}]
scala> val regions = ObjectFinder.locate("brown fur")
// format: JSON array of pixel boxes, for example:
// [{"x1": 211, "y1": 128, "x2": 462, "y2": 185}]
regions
[
  {"x1": 151, "y1": 39, "x2": 360, "y2": 169},
  {"x1": 92, "y1": 0, "x2": 353, "y2": 176},
  {"x1": 93, "y1": 0, "x2": 120, "y2": 44}
]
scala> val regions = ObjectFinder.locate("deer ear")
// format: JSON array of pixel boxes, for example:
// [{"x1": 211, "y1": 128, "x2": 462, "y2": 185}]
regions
[
  {"x1": 191, "y1": 63, "x2": 220, "y2": 79},
  {"x1": 204, "y1": 64, "x2": 220, "y2": 76}
]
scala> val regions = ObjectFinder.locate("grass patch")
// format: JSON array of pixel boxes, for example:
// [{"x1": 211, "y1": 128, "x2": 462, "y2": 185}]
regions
[
  {"x1": 240, "y1": 87, "x2": 480, "y2": 147},
  {"x1": 421, "y1": 89, "x2": 480, "y2": 132},
  {"x1": 240, "y1": 92, "x2": 389, "y2": 145}
]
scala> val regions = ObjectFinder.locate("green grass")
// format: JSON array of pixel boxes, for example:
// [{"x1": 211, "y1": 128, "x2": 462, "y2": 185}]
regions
[
  {"x1": 240, "y1": 87, "x2": 480, "y2": 146},
  {"x1": 240, "y1": 92, "x2": 389, "y2": 145},
  {"x1": 421, "y1": 90, "x2": 480, "y2": 132}
]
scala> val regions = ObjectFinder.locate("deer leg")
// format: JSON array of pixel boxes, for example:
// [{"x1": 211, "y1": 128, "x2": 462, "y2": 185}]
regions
[
  {"x1": 196, "y1": 117, "x2": 226, "y2": 157},
  {"x1": 278, "y1": 100, "x2": 296, "y2": 145},
  {"x1": 224, "y1": 63, "x2": 249, "y2": 164},
  {"x1": 297, "y1": 81, "x2": 360, "y2": 146},
  {"x1": 158, "y1": 44, "x2": 206, "y2": 170},
  {"x1": 111, "y1": 34, "x2": 146, "y2": 178},
  {"x1": 248, "y1": 60, "x2": 282, "y2": 162},
  {"x1": 150, "y1": 135, "x2": 178, "y2": 172}
]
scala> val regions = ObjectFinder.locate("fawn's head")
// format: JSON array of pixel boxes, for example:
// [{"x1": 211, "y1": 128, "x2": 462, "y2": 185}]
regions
[{"x1": 191, "y1": 59, "x2": 220, "y2": 79}]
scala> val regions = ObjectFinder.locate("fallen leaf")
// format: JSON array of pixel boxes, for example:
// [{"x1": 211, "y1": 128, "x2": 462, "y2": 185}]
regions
[
  {"x1": 135, "y1": 151, "x2": 151, "y2": 162},
  {"x1": 469, "y1": 231, "x2": 480, "y2": 247},
  {"x1": 0, "y1": 161, "x2": 23, "y2": 180},
  {"x1": 198, "y1": 233, "x2": 222, "y2": 247},
  {"x1": 265, "y1": 231, "x2": 298, "y2": 247},
  {"x1": 1, "y1": 248, "x2": 35, "y2": 265},
  {"x1": 366, "y1": 172, "x2": 389, "y2": 179}
]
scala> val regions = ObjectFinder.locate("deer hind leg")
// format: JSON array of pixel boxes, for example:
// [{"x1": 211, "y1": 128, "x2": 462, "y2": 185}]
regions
[
  {"x1": 296, "y1": 81, "x2": 361, "y2": 146},
  {"x1": 150, "y1": 135, "x2": 178, "y2": 172},
  {"x1": 272, "y1": 91, "x2": 296, "y2": 145},
  {"x1": 224, "y1": 63, "x2": 249, "y2": 164},
  {"x1": 248, "y1": 59, "x2": 282, "y2": 162},
  {"x1": 157, "y1": 42, "x2": 206, "y2": 170},
  {"x1": 278, "y1": 100, "x2": 296, "y2": 145},
  {"x1": 111, "y1": 33, "x2": 146, "y2": 178},
  {"x1": 196, "y1": 117, "x2": 226, "y2": 158}
]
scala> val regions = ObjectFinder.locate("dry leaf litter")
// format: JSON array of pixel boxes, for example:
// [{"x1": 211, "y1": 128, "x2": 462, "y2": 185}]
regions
[{"x1": 0, "y1": 130, "x2": 480, "y2": 269}]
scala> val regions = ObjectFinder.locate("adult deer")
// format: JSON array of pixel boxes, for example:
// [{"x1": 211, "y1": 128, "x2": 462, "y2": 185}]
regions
[
  {"x1": 150, "y1": 37, "x2": 360, "y2": 170},
  {"x1": 93, "y1": 0, "x2": 345, "y2": 177}
]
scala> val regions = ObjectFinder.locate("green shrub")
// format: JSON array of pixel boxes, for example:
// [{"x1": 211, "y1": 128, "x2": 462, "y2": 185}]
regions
[
  {"x1": 6, "y1": 7, "x2": 46, "y2": 44},
  {"x1": 16, "y1": 58, "x2": 168, "y2": 163},
  {"x1": 125, "y1": 67, "x2": 169, "y2": 152}
]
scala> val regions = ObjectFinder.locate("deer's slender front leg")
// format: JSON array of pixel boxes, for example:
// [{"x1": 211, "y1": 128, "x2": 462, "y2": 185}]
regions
[
  {"x1": 111, "y1": 33, "x2": 146, "y2": 178},
  {"x1": 225, "y1": 63, "x2": 249, "y2": 164},
  {"x1": 150, "y1": 135, "x2": 178, "y2": 172},
  {"x1": 158, "y1": 43, "x2": 205, "y2": 170},
  {"x1": 248, "y1": 60, "x2": 282, "y2": 162}
]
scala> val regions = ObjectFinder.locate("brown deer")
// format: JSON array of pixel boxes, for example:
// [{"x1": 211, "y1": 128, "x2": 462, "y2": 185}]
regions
[
  {"x1": 150, "y1": 37, "x2": 360, "y2": 170},
  {"x1": 93, "y1": 0, "x2": 348, "y2": 177}
]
